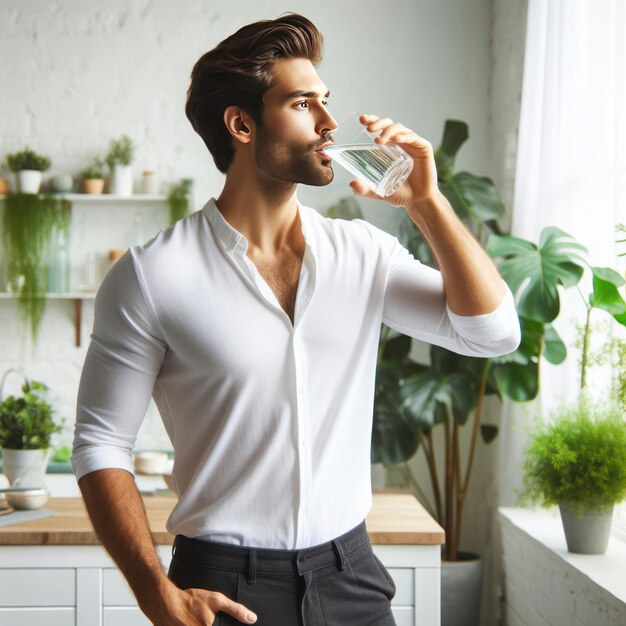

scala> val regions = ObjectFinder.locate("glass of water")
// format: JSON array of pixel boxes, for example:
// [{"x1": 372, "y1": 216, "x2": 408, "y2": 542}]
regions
[{"x1": 321, "y1": 111, "x2": 414, "y2": 197}]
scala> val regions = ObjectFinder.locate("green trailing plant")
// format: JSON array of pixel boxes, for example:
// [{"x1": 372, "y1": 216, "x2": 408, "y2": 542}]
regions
[
  {"x1": 372, "y1": 119, "x2": 626, "y2": 561},
  {"x1": 167, "y1": 179, "x2": 194, "y2": 225},
  {"x1": 105, "y1": 135, "x2": 135, "y2": 167},
  {"x1": 0, "y1": 379, "x2": 64, "y2": 450},
  {"x1": 517, "y1": 398, "x2": 626, "y2": 515},
  {"x1": 80, "y1": 157, "x2": 106, "y2": 180},
  {"x1": 1, "y1": 193, "x2": 71, "y2": 343},
  {"x1": 4, "y1": 148, "x2": 51, "y2": 172}
]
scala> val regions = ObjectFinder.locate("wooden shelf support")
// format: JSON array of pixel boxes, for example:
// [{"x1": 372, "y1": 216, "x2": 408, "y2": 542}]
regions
[{"x1": 73, "y1": 298, "x2": 82, "y2": 347}]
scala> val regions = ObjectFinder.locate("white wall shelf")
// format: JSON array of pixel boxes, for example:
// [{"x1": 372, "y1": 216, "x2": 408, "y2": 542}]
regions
[
  {"x1": 0, "y1": 293, "x2": 97, "y2": 347},
  {"x1": 0, "y1": 193, "x2": 167, "y2": 202}
]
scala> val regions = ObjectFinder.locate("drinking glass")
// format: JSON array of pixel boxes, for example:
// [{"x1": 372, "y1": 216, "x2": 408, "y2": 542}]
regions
[{"x1": 322, "y1": 111, "x2": 414, "y2": 197}]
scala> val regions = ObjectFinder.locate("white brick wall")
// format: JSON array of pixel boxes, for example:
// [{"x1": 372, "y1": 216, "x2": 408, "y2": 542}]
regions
[
  {"x1": 500, "y1": 508, "x2": 626, "y2": 626},
  {"x1": 0, "y1": 0, "x2": 499, "y2": 456}
]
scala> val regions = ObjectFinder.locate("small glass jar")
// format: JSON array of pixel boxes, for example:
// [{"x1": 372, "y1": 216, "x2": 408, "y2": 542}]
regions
[{"x1": 141, "y1": 170, "x2": 159, "y2": 195}]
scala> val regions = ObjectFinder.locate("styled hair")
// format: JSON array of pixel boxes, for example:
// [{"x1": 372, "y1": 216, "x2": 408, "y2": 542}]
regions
[{"x1": 185, "y1": 13, "x2": 324, "y2": 174}]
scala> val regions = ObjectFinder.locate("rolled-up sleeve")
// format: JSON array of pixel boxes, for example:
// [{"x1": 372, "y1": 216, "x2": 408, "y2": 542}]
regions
[
  {"x1": 381, "y1": 234, "x2": 521, "y2": 358},
  {"x1": 70, "y1": 249, "x2": 167, "y2": 481}
]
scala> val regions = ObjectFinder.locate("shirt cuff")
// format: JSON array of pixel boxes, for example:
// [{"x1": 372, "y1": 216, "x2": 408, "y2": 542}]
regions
[
  {"x1": 70, "y1": 445, "x2": 136, "y2": 482},
  {"x1": 445, "y1": 283, "x2": 521, "y2": 347}
]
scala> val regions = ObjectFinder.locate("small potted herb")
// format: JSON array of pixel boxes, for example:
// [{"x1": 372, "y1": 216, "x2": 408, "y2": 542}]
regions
[
  {"x1": 0, "y1": 369, "x2": 64, "y2": 485},
  {"x1": 80, "y1": 157, "x2": 107, "y2": 195},
  {"x1": 4, "y1": 147, "x2": 52, "y2": 194},
  {"x1": 518, "y1": 397, "x2": 626, "y2": 554},
  {"x1": 105, "y1": 135, "x2": 135, "y2": 196},
  {"x1": 167, "y1": 178, "x2": 194, "y2": 225}
]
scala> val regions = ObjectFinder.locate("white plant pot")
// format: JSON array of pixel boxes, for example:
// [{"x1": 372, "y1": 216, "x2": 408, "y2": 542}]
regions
[
  {"x1": 16, "y1": 170, "x2": 43, "y2": 194},
  {"x1": 109, "y1": 164, "x2": 133, "y2": 196},
  {"x1": 1, "y1": 447, "x2": 50, "y2": 486},
  {"x1": 441, "y1": 552, "x2": 483, "y2": 626}
]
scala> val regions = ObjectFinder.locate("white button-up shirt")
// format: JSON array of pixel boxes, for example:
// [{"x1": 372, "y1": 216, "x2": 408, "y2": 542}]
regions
[{"x1": 71, "y1": 197, "x2": 520, "y2": 549}]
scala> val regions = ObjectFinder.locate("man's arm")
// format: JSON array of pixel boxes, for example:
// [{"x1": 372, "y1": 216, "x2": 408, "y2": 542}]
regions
[
  {"x1": 78, "y1": 468, "x2": 258, "y2": 625},
  {"x1": 351, "y1": 113, "x2": 509, "y2": 316},
  {"x1": 405, "y1": 191, "x2": 506, "y2": 316}
]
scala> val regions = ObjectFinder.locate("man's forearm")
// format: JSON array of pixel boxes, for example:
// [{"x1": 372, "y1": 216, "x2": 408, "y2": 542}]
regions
[
  {"x1": 77, "y1": 468, "x2": 175, "y2": 620},
  {"x1": 406, "y1": 191, "x2": 506, "y2": 316}
]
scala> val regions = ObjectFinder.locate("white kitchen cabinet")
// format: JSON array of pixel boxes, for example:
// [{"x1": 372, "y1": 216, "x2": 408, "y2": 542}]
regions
[
  {"x1": 0, "y1": 541, "x2": 440, "y2": 626},
  {"x1": 0, "y1": 489, "x2": 443, "y2": 625}
]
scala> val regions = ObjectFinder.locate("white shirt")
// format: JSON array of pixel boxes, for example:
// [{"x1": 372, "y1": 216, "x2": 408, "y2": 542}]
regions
[{"x1": 71, "y1": 196, "x2": 520, "y2": 549}]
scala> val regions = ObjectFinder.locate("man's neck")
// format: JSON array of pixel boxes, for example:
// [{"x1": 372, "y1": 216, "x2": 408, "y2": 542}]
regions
[{"x1": 215, "y1": 179, "x2": 303, "y2": 258}]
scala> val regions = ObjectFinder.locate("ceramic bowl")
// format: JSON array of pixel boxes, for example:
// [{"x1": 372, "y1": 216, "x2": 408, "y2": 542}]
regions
[
  {"x1": 5, "y1": 488, "x2": 49, "y2": 510},
  {"x1": 133, "y1": 451, "x2": 169, "y2": 475}
]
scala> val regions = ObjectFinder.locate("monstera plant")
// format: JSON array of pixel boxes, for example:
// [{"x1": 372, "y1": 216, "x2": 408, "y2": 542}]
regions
[{"x1": 371, "y1": 120, "x2": 626, "y2": 562}]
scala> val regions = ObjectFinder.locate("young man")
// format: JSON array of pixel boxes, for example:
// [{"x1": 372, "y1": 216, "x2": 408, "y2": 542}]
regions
[{"x1": 71, "y1": 12, "x2": 520, "y2": 626}]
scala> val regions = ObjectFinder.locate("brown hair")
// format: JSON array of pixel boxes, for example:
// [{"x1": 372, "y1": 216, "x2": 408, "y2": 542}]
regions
[{"x1": 185, "y1": 13, "x2": 324, "y2": 174}]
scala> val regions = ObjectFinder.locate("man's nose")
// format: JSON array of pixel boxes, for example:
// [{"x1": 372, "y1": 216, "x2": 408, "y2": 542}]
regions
[{"x1": 318, "y1": 111, "x2": 338, "y2": 138}]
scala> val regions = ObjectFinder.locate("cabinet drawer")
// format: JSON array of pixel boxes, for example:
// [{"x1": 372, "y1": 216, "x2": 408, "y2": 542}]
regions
[
  {"x1": 103, "y1": 568, "x2": 137, "y2": 606},
  {"x1": 0, "y1": 608, "x2": 75, "y2": 626},
  {"x1": 387, "y1": 567, "x2": 414, "y2": 605},
  {"x1": 0, "y1": 569, "x2": 75, "y2": 606},
  {"x1": 391, "y1": 605, "x2": 415, "y2": 626},
  {"x1": 103, "y1": 606, "x2": 151, "y2": 625}
]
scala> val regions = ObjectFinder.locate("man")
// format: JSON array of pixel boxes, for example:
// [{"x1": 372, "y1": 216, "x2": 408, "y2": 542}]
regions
[{"x1": 71, "y1": 12, "x2": 520, "y2": 626}]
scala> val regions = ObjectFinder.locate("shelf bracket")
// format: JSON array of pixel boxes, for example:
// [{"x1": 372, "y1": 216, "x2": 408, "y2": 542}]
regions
[{"x1": 73, "y1": 298, "x2": 82, "y2": 347}]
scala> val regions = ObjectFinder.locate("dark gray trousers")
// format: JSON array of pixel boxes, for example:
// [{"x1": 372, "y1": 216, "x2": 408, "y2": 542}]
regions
[{"x1": 168, "y1": 519, "x2": 398, "y2": 626}]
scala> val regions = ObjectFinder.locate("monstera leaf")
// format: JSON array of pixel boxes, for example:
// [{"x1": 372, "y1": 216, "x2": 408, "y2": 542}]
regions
[
  {"x1": 399, "y1": 370, "x2": 477, "y2": 430},
  {"x1": 441, "y1": 172, "x2": 506, "y2": 225},
  {"x1": 487, "y1": 227, "x2": 587, "y2": 323},
  {"x1": 373, "y1": 359, "x2": 422, "y2": 465},
  {"x1": 589, "y1": 266, "x2": 626, "y2": 326}
]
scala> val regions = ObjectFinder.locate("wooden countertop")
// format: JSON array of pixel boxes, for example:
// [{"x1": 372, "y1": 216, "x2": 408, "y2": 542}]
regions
[{"x1": 0, "y1": 489, "x2": 444, "y2": 546}]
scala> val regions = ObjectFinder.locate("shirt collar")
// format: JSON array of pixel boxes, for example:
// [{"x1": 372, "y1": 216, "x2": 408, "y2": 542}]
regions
[{"x1": 201, "y1": 197, "x2": 316, "y2": 255}]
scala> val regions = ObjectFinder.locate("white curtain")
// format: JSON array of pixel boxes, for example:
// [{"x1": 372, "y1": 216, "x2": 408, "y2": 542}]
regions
[{"x1": 498, "y1": 0, "x2": 626, "y2": 508}]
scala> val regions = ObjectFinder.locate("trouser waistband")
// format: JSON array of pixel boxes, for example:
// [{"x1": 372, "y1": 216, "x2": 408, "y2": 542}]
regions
[{"x1": 172, "y1": 519, "x2": 370, "y2": 583}]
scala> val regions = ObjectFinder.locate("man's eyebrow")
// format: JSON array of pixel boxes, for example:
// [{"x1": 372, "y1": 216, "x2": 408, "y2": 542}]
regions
[{"x1": 283, "y1": 89, "x2": 331, "y2": 101}]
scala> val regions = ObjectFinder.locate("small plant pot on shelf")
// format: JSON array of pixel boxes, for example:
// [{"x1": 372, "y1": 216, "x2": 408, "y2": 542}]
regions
[
  {"x1": 108, "y1": 164, "x2": 133, "y2": 196},
  {"x1": 16, "y1": 170, "x2": 43, "y2": 194},
  {"x1": 82, "y1": 178, "x2": 105, "y2": 194},
  {"x1": 558, "y1": 501, "x2": 614, "y2": 554}
]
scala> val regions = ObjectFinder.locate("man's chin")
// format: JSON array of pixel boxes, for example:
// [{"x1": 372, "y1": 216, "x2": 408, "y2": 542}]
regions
[{"x1": 300, "y1": 165, "x2": 334, "y2": 187}]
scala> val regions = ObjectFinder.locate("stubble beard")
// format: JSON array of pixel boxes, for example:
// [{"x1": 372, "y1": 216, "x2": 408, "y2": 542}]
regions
[{"x1": 253, "y1": 128, "x2": 334, "y2": 187}]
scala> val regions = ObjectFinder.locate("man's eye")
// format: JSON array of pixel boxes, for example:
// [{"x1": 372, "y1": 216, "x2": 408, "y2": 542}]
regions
[{"x1": 295, "y1": 101, "x2": 329, "y2": 109}]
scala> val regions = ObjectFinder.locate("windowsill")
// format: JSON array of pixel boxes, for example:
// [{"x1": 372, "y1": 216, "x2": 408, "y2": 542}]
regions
[{"x1": 499, "y1": 506, "x2": 626, "y2": 606}]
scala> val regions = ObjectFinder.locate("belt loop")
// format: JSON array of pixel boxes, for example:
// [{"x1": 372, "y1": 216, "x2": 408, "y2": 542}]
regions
[
  {"x1": 332, "y1": 538, "x2": 346, "y2": 572},
  {"x1": 247, "y1": 548, "x2": 257, "y2": 584}
]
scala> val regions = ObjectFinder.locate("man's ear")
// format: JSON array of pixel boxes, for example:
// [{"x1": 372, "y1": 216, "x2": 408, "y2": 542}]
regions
[{"x1": 223, "y1": 106, "x2": 254, "y2": 145}]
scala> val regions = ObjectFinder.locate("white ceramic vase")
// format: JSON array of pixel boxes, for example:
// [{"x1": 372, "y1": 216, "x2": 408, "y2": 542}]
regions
[
  {"x1": 16, "y1": 170, "x2": 43, "y2": 194},
  {"x1": 1, "y1": 447, "x2": 50, "y2": 486},
  {"x1": 109, "y1": 164, "x2": 133, "y2": 196}
]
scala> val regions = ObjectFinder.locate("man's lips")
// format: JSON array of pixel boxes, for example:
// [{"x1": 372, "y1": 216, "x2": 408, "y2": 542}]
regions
[{"x1": 315, "y1": 142, "x2": 333, "y2": 158}]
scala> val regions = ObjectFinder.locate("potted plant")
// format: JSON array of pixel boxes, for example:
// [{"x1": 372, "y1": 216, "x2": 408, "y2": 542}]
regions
[
  {"x1": 371, "y1": 119, "x2": 626, "y2": 625},
  {"x1": 518, "y1": 397, "x2": 626, "y2": 554},
  {"x1": 167, "y1": 178, "x2": 194, "y2": 225},
  {"x1": 105, "y1": 134, "x2": 135, "y2": 196},
  {"x1": 80, "y1": 157, "x2": 106, "y2": 195},
  {"x1": 4, "y1": 147, "x2": 52, "y2": 194},
  {"x1": 0, "y1": 368, "x2": 64, "y2": 486}
]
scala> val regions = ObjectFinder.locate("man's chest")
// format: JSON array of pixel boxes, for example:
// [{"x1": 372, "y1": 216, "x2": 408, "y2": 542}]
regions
[{"x1": 248, "y1": 250, "x2": 303, "y2": 324}]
